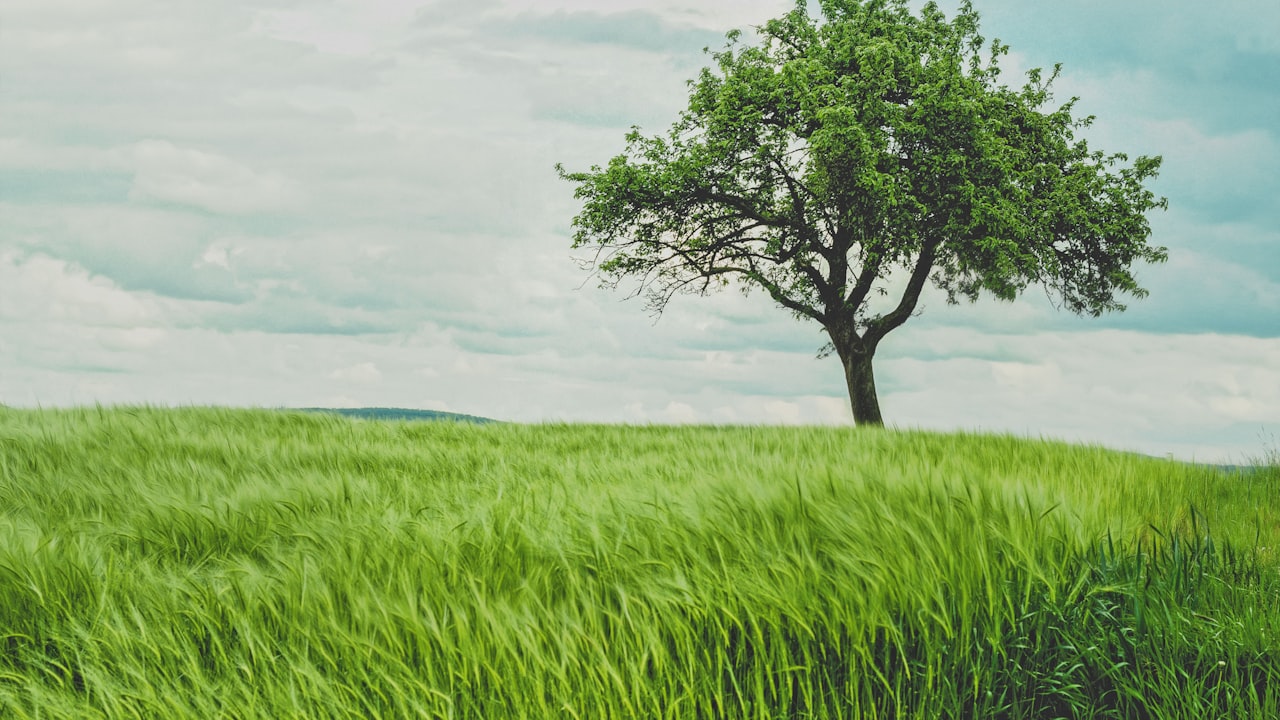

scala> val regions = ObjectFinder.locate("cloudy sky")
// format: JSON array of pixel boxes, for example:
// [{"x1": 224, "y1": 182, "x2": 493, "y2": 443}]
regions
[{"x1": 1, "y1": 0, "x2": 1277, "y2": 462}]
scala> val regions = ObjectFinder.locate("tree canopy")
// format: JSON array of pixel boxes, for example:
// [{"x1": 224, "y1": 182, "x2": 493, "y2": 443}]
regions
[{"x1": 557, "y1": 0, "x2": 1167, "y2": 425}]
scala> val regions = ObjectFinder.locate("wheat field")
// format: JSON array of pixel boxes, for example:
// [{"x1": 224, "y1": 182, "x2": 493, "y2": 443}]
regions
[{"x1": 1, "y1": 406, "x2": 1276, "y2": 718}]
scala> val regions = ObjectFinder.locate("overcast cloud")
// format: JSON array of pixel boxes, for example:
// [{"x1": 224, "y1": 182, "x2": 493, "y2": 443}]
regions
[{"x1": 1, "y1": 0, "x2": 1277, "y2": 463}]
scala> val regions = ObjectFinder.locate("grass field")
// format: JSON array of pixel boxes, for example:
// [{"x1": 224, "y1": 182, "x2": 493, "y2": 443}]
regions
[{"x1": 1, "y1": 406, "x2": 1277, "y2": 718}]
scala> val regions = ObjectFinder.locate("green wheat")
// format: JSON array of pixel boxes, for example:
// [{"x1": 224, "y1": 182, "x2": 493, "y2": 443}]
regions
[{"x1": 0, "y1": 406, "x2": 1276, "y2": 718}]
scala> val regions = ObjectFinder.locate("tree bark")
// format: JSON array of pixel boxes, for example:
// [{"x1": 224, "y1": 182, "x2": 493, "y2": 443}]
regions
[{"x1": 835, "y1": 338, "x2": 883, "y2": 426}]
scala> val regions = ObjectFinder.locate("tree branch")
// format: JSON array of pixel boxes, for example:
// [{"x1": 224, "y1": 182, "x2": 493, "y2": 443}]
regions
[
  {"x1": 843, "y1": 244, "x2": 885, "y2": 311},
  {"x1": 742, "y1": 255, "x2": 824, "y2": 322},
  {"x1": 865, "y1": 236, "x2": 939, "y2": 343}
]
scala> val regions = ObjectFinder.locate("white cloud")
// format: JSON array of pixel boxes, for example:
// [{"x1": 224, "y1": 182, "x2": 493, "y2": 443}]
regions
[
  {"x1": 885, "y1": 329, "x2": 1280, "y2": 462},
  {"x1": 761, "y1": 400, "x2": 802, "y2": 424},
  {"x1": 498, "y1": 0, "x2": 789, "y2": 30},
  {"x1": 98, "y1": 327, "x2": 167, "y2": 351},
  {"x1": 661, "y1": 401, "x2": 699, "y2": 423},
  {"x1": 0, "y1": 137, "x2": 124, "y2": 172},
  {"x1": 989, "y1": 361, "x2": 1063, "y2": 393},
  {"x1": 0, "y1": 251, "x2": 158, "y2": 327},
  {"x1": 197, "y1": 244, "x2": 233, "y2": 270},
  {"x1": 328, "y1": 361, "x2": 383, "y2": 384},
  {"x1": 128, "y1": 140, "x2": 304, "y2": 215},
  {"x1": 1136, "y1": 120, "x2": 1277, "y2": 218}
]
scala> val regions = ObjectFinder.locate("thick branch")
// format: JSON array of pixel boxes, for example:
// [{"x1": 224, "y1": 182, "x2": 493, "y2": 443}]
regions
[
  {"x1": 865, "y1": 236, "x2": 939, "y2": 343},
  {"x1": 843, "y1": 245, "x2": 884, "y2": 312}
]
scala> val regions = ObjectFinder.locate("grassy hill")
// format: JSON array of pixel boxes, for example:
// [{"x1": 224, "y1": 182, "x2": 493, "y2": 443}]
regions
[
  {"x1": 290, "y1": 406, "x2": 497, "y2": 424},
  {"x1": 0, "y1": 405, "x2": 1276, "y2": 718}
]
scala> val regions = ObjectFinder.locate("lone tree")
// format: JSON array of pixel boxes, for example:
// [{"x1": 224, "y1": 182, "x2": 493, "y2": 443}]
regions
[{"x1": 557, "y1": 0, "x2": 1167, "y2": 426}]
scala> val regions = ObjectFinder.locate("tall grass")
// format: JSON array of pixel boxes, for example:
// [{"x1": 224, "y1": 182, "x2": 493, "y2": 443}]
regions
[{"x1": 0, "y1": 406, "x2": 1276, "y2": 718}]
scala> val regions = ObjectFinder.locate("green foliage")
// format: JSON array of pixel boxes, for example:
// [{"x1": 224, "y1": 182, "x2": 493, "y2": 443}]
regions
[
  {"x1": 559, "y1": 0, "x2": 1166, "y2": 325},
  {"x1": 557, "y1": 0, "x2": 1169, "y2": 423},
  {"x1": 1, "y1": 406, "x2": 1276, "y2": 718}
]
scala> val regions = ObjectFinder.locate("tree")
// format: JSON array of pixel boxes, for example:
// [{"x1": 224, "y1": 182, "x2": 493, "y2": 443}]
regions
[{"x1": 556, "y1": 0, "x2": 1167, "y2": 426}]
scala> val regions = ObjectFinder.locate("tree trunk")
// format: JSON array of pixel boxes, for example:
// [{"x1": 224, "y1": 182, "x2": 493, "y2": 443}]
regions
[{"x1": 836, "y1": 340, "x2": 883, "y2": 427}]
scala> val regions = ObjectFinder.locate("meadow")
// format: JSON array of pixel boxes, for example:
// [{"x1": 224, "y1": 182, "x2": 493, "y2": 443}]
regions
[{"x1": 0, "y1": 405, "x2": 1276, "y2": 718}]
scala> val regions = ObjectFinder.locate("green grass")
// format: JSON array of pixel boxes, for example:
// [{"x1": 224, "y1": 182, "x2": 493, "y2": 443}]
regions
[{"x1": 0, "y1": 405, "x2": 1276, "y2": 718}]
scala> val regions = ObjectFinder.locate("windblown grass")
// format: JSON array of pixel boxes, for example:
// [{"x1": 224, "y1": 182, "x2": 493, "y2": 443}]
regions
[{"x1": 0, "y1": 406, "x2": 1276, "y2": 718}]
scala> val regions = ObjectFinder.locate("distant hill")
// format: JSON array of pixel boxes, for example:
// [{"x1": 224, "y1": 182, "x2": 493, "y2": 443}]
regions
[{"x1": 290, "y1": 407, "x2": 498, "y2": 424}]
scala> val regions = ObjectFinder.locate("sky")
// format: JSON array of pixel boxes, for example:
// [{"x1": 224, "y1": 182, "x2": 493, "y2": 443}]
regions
[{"x1": 1, "y1": 0, "x2": 1277, "y2": 463}]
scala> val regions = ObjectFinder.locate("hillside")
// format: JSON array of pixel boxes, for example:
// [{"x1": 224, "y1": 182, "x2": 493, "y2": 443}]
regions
[
  {"x1": 0, "y1": 406, "x2": 1276, "y2": 718},
  {"x1": 290, "y1": 406, "x2": 497, "y2": 424}
]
